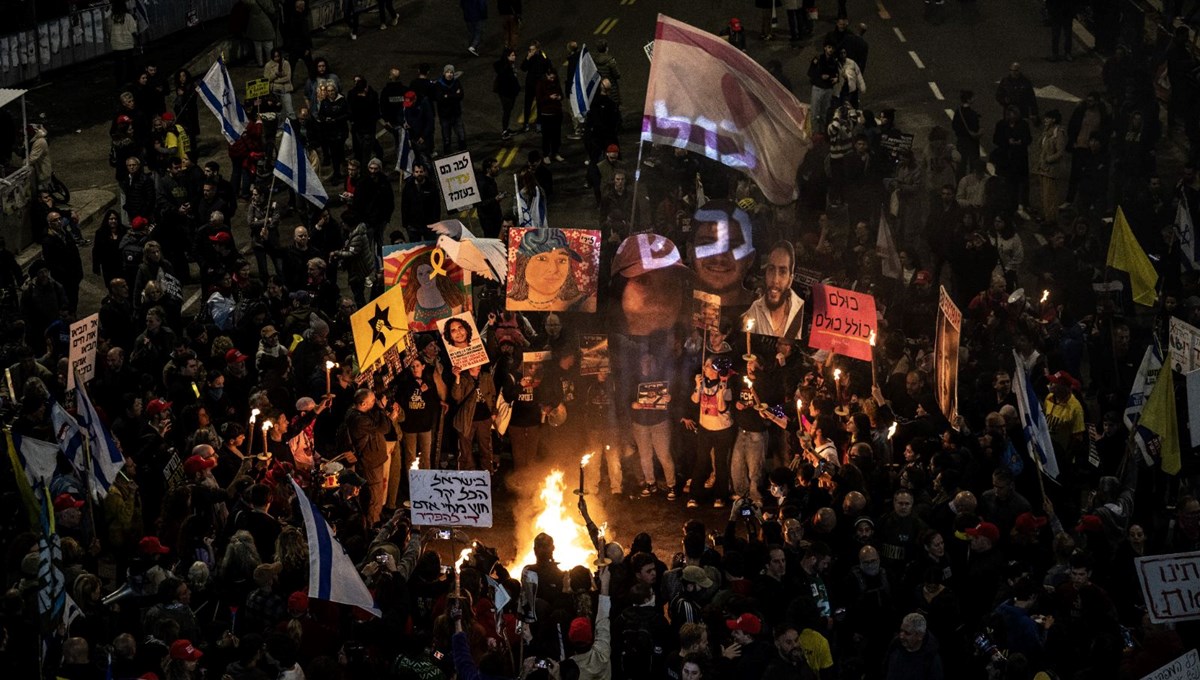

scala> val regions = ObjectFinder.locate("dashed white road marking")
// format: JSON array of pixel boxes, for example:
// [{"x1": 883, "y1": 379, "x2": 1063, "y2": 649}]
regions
[
  {"x1": 893, "y1": 27, "x2": 906, "y2": 42},
  {"x1": 928, "y1": 82, "x2": 944, "y2": 100},
  {"x1": 908, "y1": 50, "x2": 925, "y2": 69},
  {"x1": 877, "y1": 1, "x2": 891, "y2": 19}
]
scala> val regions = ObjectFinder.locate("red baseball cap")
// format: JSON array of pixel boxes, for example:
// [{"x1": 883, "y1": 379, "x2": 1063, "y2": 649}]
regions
[
  {"x1": 168, "y1": 640, "x2": 202, "y2": 661},
  {"x1": 160, "y1": 112, "x2": 175, "y2": 123},
  {"x1": 612, "y1": 233, "x2": 690, "y2": 280},
  {"x1": 288, "y1": 591, "x2": 309, "y2": 612},
  {"x1": 1014, "y1": 512, "x2": 1047, "y2": 535},
  {"x1": 146, "y1": 398, "x2": 172, "y2": 417},
  {"x1": 568, "y1": 616, "x2": 593, "y2": 645},
  {"x1": 138, "y1": 535, "x2": 170, "y2": 555},
  {"x1": 130, "y1": 216, "x2": 149, "y2": 230},
  {"x1": 965, "y1": 522, "x2": 1000, "y2": 543},
  {"x1": 605, "y1": 144, "x2": 619, "y2": 154},
  {"x1": 725, "y1": 613, "x2": 762, "y2": 635},
  {"x1": 1048, "y1": 370, "x2": 1081, "y2": 390},
  {"x1": 225, "y1": 348, "x2": 250, "y2": 364},
  {"x1": 1076, "y1": 514, "x2": 1104, "y2": 533},
  {"x1": 184, "y1": 454, "x2": 217, "y2": 475},
  {"x1": 53, "y1": 493, "x2": 84, "y2": 512},
  {"x1": 208, "y1": 230, "x2": 232, "y2": 244}
]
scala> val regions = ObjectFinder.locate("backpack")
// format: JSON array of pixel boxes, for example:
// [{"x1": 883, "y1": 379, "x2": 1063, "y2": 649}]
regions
[{"x1": 618, "y1": 625, "x2": 658, "y2": 680}]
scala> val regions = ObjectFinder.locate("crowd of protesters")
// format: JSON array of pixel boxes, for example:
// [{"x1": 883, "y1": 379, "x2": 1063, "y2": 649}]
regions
[{"x1": 4, "y1": 0, "x2": 1200, "y2": 679}]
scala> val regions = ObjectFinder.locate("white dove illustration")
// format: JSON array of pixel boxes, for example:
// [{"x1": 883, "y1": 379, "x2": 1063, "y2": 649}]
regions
[{"x1": 428, "y1": 219, "x2": 509, "y2": 283}]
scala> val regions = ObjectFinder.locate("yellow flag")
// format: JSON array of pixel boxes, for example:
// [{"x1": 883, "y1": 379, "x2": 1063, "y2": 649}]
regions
[
  {"x1": 1106, "y1": 206, "x2": 1159, "y2": 306},
  {"x1": 350, "y1": 285, "x2": 411, "y2": 370},
  {"x1": 1141, "y1": 351, "x2": 1180, "y2": 475}
]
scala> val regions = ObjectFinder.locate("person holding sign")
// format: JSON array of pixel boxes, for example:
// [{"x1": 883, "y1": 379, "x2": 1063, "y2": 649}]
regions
[
  {"x1": 687, "y1": 356, "x2": 735, "y2": 509},
  {"x1": 451, "y1": 364, "x2": 497, "y2": 472}
]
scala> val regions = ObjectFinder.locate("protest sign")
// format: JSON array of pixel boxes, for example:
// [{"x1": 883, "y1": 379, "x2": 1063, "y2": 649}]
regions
[
  {"x1": 436, "y1": 312, "x2": 488, "y2": 371},
  {"x1": 880, "y1": 132, "x2": 915, "y2": 156},
  {"x1": 1188, "y1": 370, "x2": 1200, "y2": 448},
  {"x1": 382, "y1": 242, "x2": 472, "y2": 333},
  {"x1": 434, "y1": 151, "x2": 480, "y2": 212},
  {"x1": 692, "y1": 290, "x2": 720, "y2": 332},
  {"x1": 67, "y1": 314, "x2": 99, "y2": 391},
  {"x1": 245, "y1": 78, "x2": 270, "y2": 99},
  {"x1": 409, "y1": 469, "x2": 493, "y2": 527},
  {"x1": 1140, "y1": 649, "x2": 1200, "y2": 680},
  {"x1": 634, "y1": 381, "x2": 671, "y2": 410},
  {"x1": 1169, "y1": 317, "x2": 1200, "y2": 373},
  {"x1": 580, "y1": 334, "x2": 609, "y2": 376},
  {"x1": 935, "y1": 287, "x2": 961, "y2": 426},
  {"x1": 1135, "y1": 550, "x2": 1200, "y2": 623},
  {"x1": 506, "y1": 228, "x2": 601, "y2": 313},
  {"x1": 350, "y1": 284, "x2": 411, "y2": 371},
  {"x1": 808, "y1": 283, "x2": 877, "y2": 362}
]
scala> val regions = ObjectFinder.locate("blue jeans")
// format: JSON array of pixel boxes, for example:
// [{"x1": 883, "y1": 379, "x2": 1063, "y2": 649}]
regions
[
  {"x1": 441, "y1": 115, "x2": 466, "y2": 153},
  {"x1": 730, "y1": 428, "x2": 767, "y2": 503}
]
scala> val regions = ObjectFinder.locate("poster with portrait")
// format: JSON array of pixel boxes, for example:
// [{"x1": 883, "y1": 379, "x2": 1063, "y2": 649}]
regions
[
  {"x1": 505, "y1": 228, "x2": 601, "y2": 313},
  {"x1": 579, "y1": 334, "x2": 609, "y2": 376},
  {"x1": 519, "y1": 351, "x2": 551, "y2": 403},
  {"x1": 382, "y1": 242, "x2": 473, "y2": 332},
  {"x1": 935, "y1": 286, "x2": 961, "y2": 427},
  {"x1": 692, "y1": 290, "x2": 721, "y2": 332},
  {"x1": 690, "y1": 199, "x2": 757, "y2": 309},
  {"x1": 634, "y1": 381, "x2": 671, "y2": 411},
  {"x1": 436, "y1": 312, "x2": 489, "y2": 371}
]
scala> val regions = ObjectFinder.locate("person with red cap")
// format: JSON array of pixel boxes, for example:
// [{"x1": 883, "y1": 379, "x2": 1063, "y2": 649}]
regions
[
  {"x1": 1044, "y1": 370, "x2": 1085, "y2": 464},
  {"x1": 719, "y1": 17, "x2": 748, "y2": 51},
  {"x1": 593, "y1": 144, "x2": 626, "y2": 205},
  {"x1": 721, "y1": 612, "x2": 772, "y2": 676},
  {"x1": 165, "y1": 639, "x2": 203, "y2": 677},
  {"x1": 559, "y1": 567, "x2": 612, "y2": 680},
  {"x1": 962, "y1": 521, "x2": 1005, "y2": 623}
]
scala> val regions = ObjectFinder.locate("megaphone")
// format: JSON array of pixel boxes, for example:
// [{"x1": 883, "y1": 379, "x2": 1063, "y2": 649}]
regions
[{"x1": 101, "y1": 582, "x2": 135, "y2": 607}]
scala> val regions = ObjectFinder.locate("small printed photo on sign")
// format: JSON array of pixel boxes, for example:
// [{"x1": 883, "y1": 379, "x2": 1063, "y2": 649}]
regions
[
  {"x1": 692, "y1": 290, "x2": 721, "y2": 332},
  {"x1": 437, "y1": 312, "x2": 489, "y2": 371},
  {"x1": 506, "y1": 227, "x2": 601, "y2": 313},
  {"x1": 579, "y1": 334, "x2": 609, "y2": 376},
  {"x1": 383, "y1": 242, "x2": 472, "y2": 332},
  {"x1": 634, "y1": 381, "x2": 671, "y2": 410}
]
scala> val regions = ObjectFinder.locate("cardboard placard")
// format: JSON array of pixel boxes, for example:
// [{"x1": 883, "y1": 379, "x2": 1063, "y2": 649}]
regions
[
  {"x1": 579, "y1": 334, "x2": 609, "y2": 376},
  {"x1": 935, "y1": 287, "x2": 961, "y2": 425},
  {"x1": 434, "y1": 151, "x2": 480, "y2": 211},
  {"x1": 408, "y1": 469, "x2": 493, "y2": 527},
  {"x1": 692, "y1": 290, "x2": 721, "y2": 332},
  {"x1": 1140, "y1": 649, "x2": 1200, "y2": 680},
  {"x1": 436, "y1": 312, "x2": 489, "y2": 371},
  {"x1": 245, "y1": 78, "x2": 270, "y2": 99},
  {"x1": 1169, "y1": 317, "x2": 1200, "y2": 374},
  {"x1": 807, "y1": 283, "x2": 877, "y2": 362},
  {"x1": 67, "y1": 314, "x2": 99, "y2": 391},
  {"x1": 1135, "y1": 550, "x2": 1200, "y2": 623}
]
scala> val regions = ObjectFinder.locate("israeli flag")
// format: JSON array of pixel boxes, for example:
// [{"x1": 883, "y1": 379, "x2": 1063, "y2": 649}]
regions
[
  {"x1": 1012, "y1": 351, "x2": 1060, "y2": 480},
  {"x1": 395, "y1": 126, "x2": 417, "y2": 178},
  {"x1": 1176, "y1": 196, "x2": 1198, "y2": 272},
  {"x1": 131, "y1": 0, "x2": 151, "y2": 32},
  {"x1": 10, "y1": 431, "x2": 59, "y2": 490},
  {"x1": 1124, "y1": 345, "x2": 1163, "y2": 466},
  {"x1": 75, "y1": 375, "x2": 125, "y2": 499},
  {"x1": 515, "y1": 174, "x2": 548, "y2": 228},
  {"x1": 290, "y1": 478, "x2": 381, "y2": 616},
  {"x1": 569, "y1": 45, "x2": 602, "y2": 123},
  {"x1": 274, "y1": 119, "x2": 328, "y2": 207},
  {"x1": 50, "y1": 401, "x2": 83, "y2": 468},
  {"x1": 197, "y1": 57, "x2": 248, "y2": 144}
]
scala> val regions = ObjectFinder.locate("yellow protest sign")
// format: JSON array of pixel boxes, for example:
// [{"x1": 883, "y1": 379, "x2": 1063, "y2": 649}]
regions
[
  {"x1": 351, "y1": 284, "x2": 411, "y2": 370},
  {"x1": 245, "y1": 78, "x2": 270, "y2": 99}
]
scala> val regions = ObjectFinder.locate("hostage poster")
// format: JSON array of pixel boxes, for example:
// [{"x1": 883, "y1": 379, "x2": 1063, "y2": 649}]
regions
[
  {"x1": 437, "y1": 312, "x2": 489, "y2": 371},
  {"x1": 505, "y1": 228, "x2": 601, "y2": 313},
  {"x1": 935, "y1": 286, "x2": 961, "y2": 427},
  {"x1": 382, "y1": 242, "x2": 472, "y2": 332},
  {"x1": 580, "y1": 334, "x2": 609, "y2": 376}
]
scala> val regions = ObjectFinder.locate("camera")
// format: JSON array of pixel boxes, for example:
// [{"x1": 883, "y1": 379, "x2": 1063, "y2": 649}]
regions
[
  {"x1": 437, "y1": 529, "x2": 452, "y2": 540},
  {"x1": 535, "y1": 659, "x2": 550, "y2": 669},
  {"x1": 740, "y1": 506, "x2": 754, "y2": 518},
  {"x1": 972, "y1": 632, "x2": 1005, "y2": 664},
  {"x1": 375, "y1": 554, "x2": 389, "y2": 564}
]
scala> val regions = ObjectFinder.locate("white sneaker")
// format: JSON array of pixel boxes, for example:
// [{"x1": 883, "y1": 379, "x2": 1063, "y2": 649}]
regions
[
  {"x1": 1017, "y1": 206, "x2": 1032, "y2": 221},
  {"x1": 350, "y1": 33, "x2": 357, "y2": 40},
  {"x1": 553, "y1": 154, "x2": 565, "y2": 162},
  {"x1": 468, "y1": 46, "x2": 479, "y2": 56}
]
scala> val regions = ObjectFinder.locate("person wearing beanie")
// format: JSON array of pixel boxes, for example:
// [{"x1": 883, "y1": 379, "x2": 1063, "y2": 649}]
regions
[
  {"x1": 435, "y1": 64, "x2": 466, "y2": 155},
  {"x1": 565, "y1": 566, "x2": 612, "y2": 680}
]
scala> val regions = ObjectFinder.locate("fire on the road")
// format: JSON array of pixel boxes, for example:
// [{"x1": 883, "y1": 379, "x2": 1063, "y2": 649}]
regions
[{"x1": 509, "y1": 469, "x2": 597, "y2": 572}]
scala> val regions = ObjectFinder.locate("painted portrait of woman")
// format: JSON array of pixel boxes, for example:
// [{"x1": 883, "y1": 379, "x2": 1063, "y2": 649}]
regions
[
  {"x1": 507, "y1": 229, "x2": 589, "y2": 312},
  {"x1": 401, "y1": 250, "x2": 468, "y2": 329}
]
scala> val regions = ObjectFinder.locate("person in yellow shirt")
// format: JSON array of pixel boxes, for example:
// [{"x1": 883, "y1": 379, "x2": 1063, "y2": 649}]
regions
[
  {"x1": 161, "y1": 112, "x2": 191, "y2": 162},
  {"x1": 1043, "y1": 370, "x2": 1085, "y2": 463}
]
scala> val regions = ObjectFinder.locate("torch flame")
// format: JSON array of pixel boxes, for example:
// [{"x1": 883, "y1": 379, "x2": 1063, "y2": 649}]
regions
[
  {"x1": 887, "y1": 422, "x2": 898, "y2": 439},
  {"x1": 261, "y1": 420, "x2": 273, "y2": 432},
  {"x1": 745, "y1": 318, "x2": 754, "y2": 332},
  {"x1": 1040, "y1": 290, "x2": 1050, "y2": 304},
  {"x1": 796, "y1": 398, "x2": 803, "y2": 411},
  {"x1": 743, "y1": 376, "x2": 753, "y2": 388},
  {"x1": 411, "y1": 456, "x2": 420, "y2": 471},
  {"x1": 249, "y1": 408, "x2": 260, "y2": 424},
  {"x1": 509, "y1": 470, "x2": 598, "y2": 573},
  {"x1": 580, "y1": 453, "x2": 593, "y2": 468},
  {"x1": 455, "y1": 547, "x2": 473, "y2": 570},
  {"x1": 833, "y1": 368, "x2": 843, "y2": 382},
  {"x1": 325, "y1": 360, "x2": 337, "y2": 370},
  {"x1": 869, "y1": 330, "x2": 877, "y2": 347}
]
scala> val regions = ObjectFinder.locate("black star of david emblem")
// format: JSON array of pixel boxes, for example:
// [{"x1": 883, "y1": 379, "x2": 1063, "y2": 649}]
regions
[{"x1": 369, "y1": 304, "x2": 395, "y2": 347}]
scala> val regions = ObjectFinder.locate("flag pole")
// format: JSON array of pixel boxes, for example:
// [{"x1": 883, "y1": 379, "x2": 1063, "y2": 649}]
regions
[
  {"x1": 74, "y1": 371, "x2": 99, "y2": 541},
  {"x1": 629, "y1": 140, "x2": 646, "y2": 230}
]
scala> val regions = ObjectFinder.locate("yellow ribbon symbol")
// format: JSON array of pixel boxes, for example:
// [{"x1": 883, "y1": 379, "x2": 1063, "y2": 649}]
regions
[{"x1": 429, "y1": 247, "x2": 449, "y2": 279}]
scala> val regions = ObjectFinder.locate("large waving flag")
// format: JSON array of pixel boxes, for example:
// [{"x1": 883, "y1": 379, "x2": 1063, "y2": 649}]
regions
[
  {"x1": 75, "y1": 377, "x2": 125, "y2": 499},
  {"x1": 395, "y1": 127, "x2": 417, "y2": 178},
  {"x1": 36, "y1": 487, "x2": 64, "y2": 634},
  {"x1": 1012, "y1": 351, "x2": 1060, "y2": 480},
  {"x1": 290, "y1": 478, "x2": 381, "y2": 616},
  {"x1": 1141, "y1": 351, "x2": 1181, "y2": 475},
  {"x1": 6, "y1": 430, "x2": 59, "y2": 527},
  {"x1": 1124, "y1": 345, "x2": 1163, "y2": 466},
  {"x1": 198, "y1": 57, "x2": 248, "y2": 144},
  {"x1": 515, "y1": 175, "x2": 548, "y2": 228},
  {"x1": 275, "y1": 119, "x2": 328, "y2": 208},
  {"x1": 570, "y1": 44, "x2": 602, "y2": 123},
  {"x1": 641, "y1": 14, "x2": 810, "y2": 205},
  {"x1": 50, "y1": 401, "x2": 83, "y2": 465},
  {"x1": 1106, "y1": 206, "x2": 1159, "y2": 306}
]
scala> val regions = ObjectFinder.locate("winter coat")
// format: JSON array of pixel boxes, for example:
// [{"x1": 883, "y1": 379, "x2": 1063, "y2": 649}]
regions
[
  {"x1": 535, "y1": 77, "x2": 563, "y2": 116},
  {"x1": 592, "y1": 51, "x2": 621, "y2": 105},
  {"x1": 1033, "y1": 123, "x2": 1069, "y2": 179},
  {"x1": 264, "y1": 59, "x2": 293, "y2": 94},
  {"x1": 493, "y1": 58, "x2": 521, "y2": 98},
  {"x1": 345, "y1": 407, "x2": 391, "y2": 468},
  {"x1": 883, "y1": 633, "x2": 944, "y2": 680},
  {"x1": 27, "y1": 133, "x2": 51, "y2": 184},
  {"x1": 107, "y1": 12, "x2": 138, "y2": 51},
  {"x1": 245, "y1": 0, "x2": 277, "y2": 42},
  {"x1": 334, "y1": 223, "x2": 375, "y2": 283},
  {"x1": 840, "y1": 57, "x2": 866, "y2": 94},
  {"x1": 452, "y1": 371, "x2": 497, "y2": 434},
  {"x1": 435, "y1": 77, "x2": 465, "y2": 119}
]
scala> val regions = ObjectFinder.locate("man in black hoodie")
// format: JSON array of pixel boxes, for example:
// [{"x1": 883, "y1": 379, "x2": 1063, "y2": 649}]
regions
[{"x1": 348, "y1": 75, "x2": 384, "y2": 165}]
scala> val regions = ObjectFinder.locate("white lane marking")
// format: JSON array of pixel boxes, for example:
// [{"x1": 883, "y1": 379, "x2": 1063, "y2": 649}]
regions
[
  {"x1": 893, "y1": 27, "x2": 906, "y2": 42},
  {"x1": 908, "y1": 51, "x2": 925, "y2": 69},
  {"x1": 878, "y1": 0, "x2": 891, "y2": 19},
  {"x1": 928, "y1": 82, "x2": 944, "y2": 100},
  {"x1": 1072, "y1": 19, "x2": 1095, "y2": 49}
]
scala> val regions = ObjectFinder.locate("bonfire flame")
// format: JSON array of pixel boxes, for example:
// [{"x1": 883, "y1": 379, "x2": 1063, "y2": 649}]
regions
[{"x1": 509, "y1": 470, "x2": 597, "y2": 572}]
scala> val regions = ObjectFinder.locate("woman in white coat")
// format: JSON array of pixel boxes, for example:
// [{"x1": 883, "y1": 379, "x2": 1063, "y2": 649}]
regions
[{"x1": 836, "y1": 47, "x2": 866, "y2": 109}]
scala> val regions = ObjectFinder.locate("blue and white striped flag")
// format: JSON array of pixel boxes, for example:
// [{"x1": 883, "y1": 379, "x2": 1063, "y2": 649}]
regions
[
  {"x1": 131, "y1": 0, "x2": 151, "y2": 32},
  {"x1": 569, "y1": 45, "x2": 601, "y2": 123},
  {"x1": 395, "y1": 127, "x2": 417, "y2": 178},
  {"x1": 515, "y1": 174, "x2": 548, "y2": 228},
  {"x1": 290, "y1": 478, "x2": 380, "y2": 616},
  {"x1": 1012, "y1": 351, "x2": 1060, "y2": 480},
  {"x1": 275, "y1": 119, "x2": 328, "y2": 207},
  {"x1": 197, "y1": 57, "x2": 248, "y2": 144},
  {"x1": 50, "y1": 401, "x2": 83, "y2": 467},
  {"x1": 75, "y1": 376, "x2": 125, "y2": 499}
]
